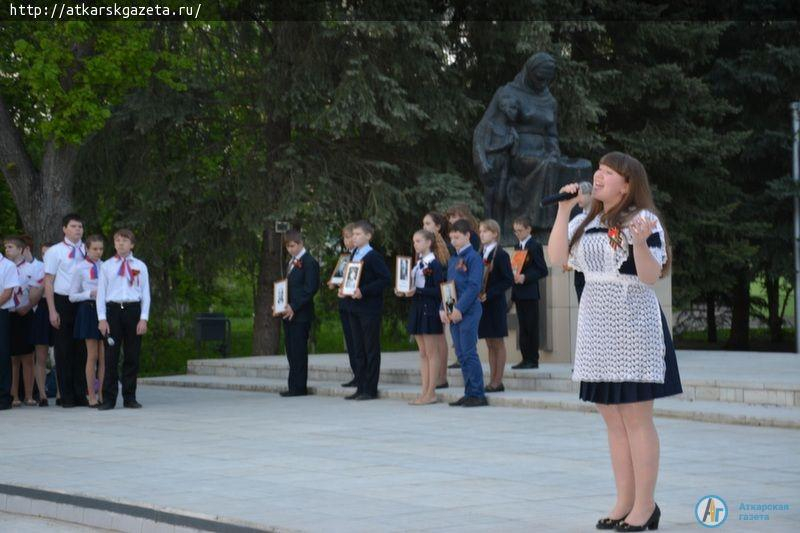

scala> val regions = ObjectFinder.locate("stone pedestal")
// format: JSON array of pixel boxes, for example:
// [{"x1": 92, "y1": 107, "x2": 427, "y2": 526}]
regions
[{"x1": 478, "y1": 245, "x2": 673, "y2": 364}]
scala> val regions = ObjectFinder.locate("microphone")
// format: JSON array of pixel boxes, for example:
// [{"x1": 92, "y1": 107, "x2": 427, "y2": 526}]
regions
[{"x1": 540, "y1": 191, "x2": 578, "y2": 207}]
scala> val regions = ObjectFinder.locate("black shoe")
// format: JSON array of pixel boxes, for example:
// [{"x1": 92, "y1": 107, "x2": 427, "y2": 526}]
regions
[
  {"x1": 74, "y1": 397, "x2": 90, "y2": 407},
  {"x1": 123, "y1": 400, "x2": 142, "y2": 409},
  {"x1": 435, "y1": 382, "x2": 449, "y2": 389},
  {"x1": 0, "y1": 404, "x2": 10, "y2": 411},
  {"x1": 61, "y1": 402, "x2": 76, "y2": 408},
  {"x1": 341, "y1": 379, "x2": 358, "y2": 387},
  {"x1": 345, "y1": 392, "x2": 361, "y2": 400},
  {"x1": 615, "y1": 504, "x2": 659, "y2": 532},
  {"x1": 485, "y1": 383, "x2": 505, "y2": 393},
  {"x1": 448, "y1": 362, "x2": 461, "y2": 369},
  {"x1": 512, "y1": 361, "x2": 538, "y2": 369},
  {"x1": 449, "y1": 396, "x2": 467, "y2": 406},
  {"x1": 55, "y1": 398, "x2": 62, "y2": 406},
  {"x1": 97, "y1": 402, "x2": 115, "y2": 411},
  {"x1": 355, "y1": 393, "x2": 377, "y2": 401},
  {"x1": 461, "y1": 396, "x2": 488, "y2": 407},
  {"x1": 597, "y1": 516, "x2": 627, "y2": 530},
  {"x1": 38, "y1": 398, "x2": 49, "y2": 407},
  {"x1": 280, "y1": 390, "x2": 308, "y2": 397}
]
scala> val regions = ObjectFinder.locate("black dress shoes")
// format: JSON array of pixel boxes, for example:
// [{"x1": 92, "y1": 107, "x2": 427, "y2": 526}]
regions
[
  {"x1": 280, "y1": 390, "x2": 308, "y2": 397},
  {"x1": 615, "y1": 504, "x2": 660, "y2": 532},
  {"x1": 341, "y1": 379, "x2": 358, "y2": 387},
  {"x1": 435, "y1": 382, "x2": 449, "y2": 389},
  {"x1": 449, "y1": 396, "x2": 467, "y2": 406},
  {"x1": 355, "y1": 393, "x2": 377, "y2": 401},
  {"x1": 345, "y1": 392, "x2": 361, "y2": 400},
  {"x1": 97, "y1": 402, "x2": 114, "y2": 411},
  {"x1": 484, "y1": 383, "x2": 505, "y2": 393},
  {"x1": 447, "y1": 361, "x2": 461, "y2": 369},
  {"x1": 461, "y1": 396, "x2": 489, "y2": 407},
  {"x1": 123, "y1": 400, "x2": 142, "y2": 409},
  {"x1": 596, "y1": 516, "x2": 626, "y2": 530},
  {"x1": 512, "y1": 361, "x2": 538, "y2": 369}
]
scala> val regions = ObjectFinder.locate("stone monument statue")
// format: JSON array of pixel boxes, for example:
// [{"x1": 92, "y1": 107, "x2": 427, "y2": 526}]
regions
[{"x1": 473, "y1": 52, "x2": 592, "y2": 243}]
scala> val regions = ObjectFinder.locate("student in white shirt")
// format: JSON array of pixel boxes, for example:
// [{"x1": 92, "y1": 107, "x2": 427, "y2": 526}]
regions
[
  {"x1": 69, "y1": 235, "x2": 105, "y2": 407},
  {"x1": 0, "y1": 251, "x2": 20, "y2": 411},
  {"x1": 24, "y1": 238, "x2": 51, "y2": 406},
  {"x1": 44, "y1": 213, "x2": 87, "y2": 408},
  {"x1": 96, "y1": 229, "x2": 150, "y2": 410},
  {"x1": 4, "y1": 236, "x2": 37, "y2": 407}
]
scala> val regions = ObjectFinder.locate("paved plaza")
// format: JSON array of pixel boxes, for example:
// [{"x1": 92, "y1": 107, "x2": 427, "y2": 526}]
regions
[{"x1": 1, "y1": 384, "x2": 798, "y2": 532}]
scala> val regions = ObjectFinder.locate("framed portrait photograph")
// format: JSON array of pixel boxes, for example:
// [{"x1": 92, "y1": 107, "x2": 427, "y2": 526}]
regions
[
  {"x1": 510, "y1": 249, "x2": 528, "y2": 278},
  {"x1": 341, "y1": 261, "x2": 363, "y2": 296},
  {"x1": 329, "y1": 253, "x2": 350, "y2": 286},
  {"x1": 395, "y1": 256, "x2": 412, "y2": 293},
  {"x1": 440, "y1": 280, "x2": 457, "y2": 316},
  {"x1": 273, "y1": 279, "x2": 289, "y2": 316}
]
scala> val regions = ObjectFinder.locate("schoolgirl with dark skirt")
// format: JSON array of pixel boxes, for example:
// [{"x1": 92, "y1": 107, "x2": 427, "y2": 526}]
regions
[
  {"x1": 421, "y1": 211, "x2": 452, "y2": 388},
  {"x1": 476, "y1": 219, "x2": 513, "y2": 392},
  {"x1": 69, "y1": 234, "x2": 105, "y2": 407},
  {"x1": 397, "y1": 229, "x2": 445, "y2": 405},
  {"x1": 549, "y1": 152, "x2": 682, "y2": 532}
]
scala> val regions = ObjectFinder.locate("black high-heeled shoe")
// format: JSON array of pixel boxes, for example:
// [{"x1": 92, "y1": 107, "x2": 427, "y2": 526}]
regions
[
  {"x1": 596, "y1": 516, "x2": 626, "y2": 530},
  {"x1": 615, "y1": 503, "x2": 660, "y2": 531}
]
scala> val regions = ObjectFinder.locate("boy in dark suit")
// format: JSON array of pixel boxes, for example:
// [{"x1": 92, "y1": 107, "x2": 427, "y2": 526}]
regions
[
  {"x1": 441, "y1": 219, "x2": 487, "y2": 407},
  {"x1": 338, "y1": 220, "x2": 391, "y2": 400},
  {"x1": 510, "y1": 216, "x2": 549, "y2": 369},
  {"x1": 278, "y1": 230, "x2": 320, "y2": 397}
]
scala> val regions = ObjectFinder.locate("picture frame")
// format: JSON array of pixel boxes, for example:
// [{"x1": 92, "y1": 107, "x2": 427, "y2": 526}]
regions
[
  {"x1": 273, "y1": 279, "x2": 289, "y2": 316},
  {"x1": 440, "y1": 280, "x2": 457, "y2": 316},
  {"x1": 328, "y1": 253, "x2": 350, "y2": 286},
  {"x1": 395, "y1": 256, "x2": 413, "y2": 293},
  {"x1": 341, "y1": 261, "x2": 363, "y2": 296},
  {"x1": 511, "y1": 249, "x2": 528, "y2": 278}
]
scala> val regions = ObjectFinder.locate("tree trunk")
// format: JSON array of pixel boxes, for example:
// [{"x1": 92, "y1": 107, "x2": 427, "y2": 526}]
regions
[
  {"x1": 726, "y1": 273, "x2": 751, "y2": 350},
  {"x1": 252, "y1": 227, "x2": 284, "y2": 355},
  {"x1": 0, "y1": 95, "x2": 77, "y2": 248},
  {"x1": 705, "y1": 292, "x2": 717, "y2": 343},
  {"x1": 765, "y1": 275, "x2": 783, "y2": 344}
]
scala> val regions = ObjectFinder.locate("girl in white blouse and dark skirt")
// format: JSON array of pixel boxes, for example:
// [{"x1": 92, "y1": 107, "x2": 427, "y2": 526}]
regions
[{"x1": 548, "y1": 152, "x2": 682, "y2": 532}]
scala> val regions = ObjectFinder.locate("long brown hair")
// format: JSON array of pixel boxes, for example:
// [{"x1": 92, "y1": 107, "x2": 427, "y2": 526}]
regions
[
  {"x1": 424, "y1": 211, "x2": 451, "y2": 265},
  {"x1": 414, "y1": 229, "x2": 448, "y2": 266},
  {"x1": 445, "y1": 203, "x2": 479, "y2": 232},
  {"x1": 569, "y1": 151, "x2": 671, "y2": 276}
]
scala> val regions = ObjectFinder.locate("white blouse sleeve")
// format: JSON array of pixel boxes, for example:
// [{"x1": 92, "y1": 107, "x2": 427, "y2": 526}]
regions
[
  {"x1": 566, "y1": 213, "x2": 587, "y2": 271},
  {"x1": 637, "y1": 210, "x2": 668, "y2": 266}
]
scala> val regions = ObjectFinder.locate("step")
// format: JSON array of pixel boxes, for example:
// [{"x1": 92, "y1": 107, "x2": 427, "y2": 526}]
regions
[
  {"x1": 186, "y1": 354, "x2": 800, "y2": 408},
  {"x1": 140, "y1": 374, "x2": 800, "y2": 429}
]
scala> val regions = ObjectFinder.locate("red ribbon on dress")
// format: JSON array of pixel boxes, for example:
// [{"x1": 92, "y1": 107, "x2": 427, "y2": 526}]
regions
[{"x1": 116, "y1": 255, "x2": 134, "y2": 286}]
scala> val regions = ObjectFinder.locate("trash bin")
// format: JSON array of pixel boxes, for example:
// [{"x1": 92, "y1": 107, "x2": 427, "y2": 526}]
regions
[{"x1": 194, "y1": 313, "x2": 231, "y2": 358}]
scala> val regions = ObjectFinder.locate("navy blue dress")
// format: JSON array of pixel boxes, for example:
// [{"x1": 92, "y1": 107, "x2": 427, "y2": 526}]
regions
[
  {"x1": 478, "y1": 247, "x2": 513, "y2": 339},
  {"x1": 578, "y1": 230, "x2": 682, "y2": 404},
  {"x1": 406, "y1": 258, "x2": 444, "y2": 335}
]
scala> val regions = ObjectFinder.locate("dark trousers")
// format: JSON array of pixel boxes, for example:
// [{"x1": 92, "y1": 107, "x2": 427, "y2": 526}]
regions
[
  {"x1": 575, "y1": 272, "x2": 585, "y2": 302},
  {"x1": 0, "y1": 309, "x2": 11, "y2": 408},
  {"x1": 348, "y1": 311, "x2": 381, "y2": 396},
  {"x1": 102, "y1": 302, "x2": 142, "y2": 405},
  {"x1": 339, "y1": 308, "x2": 357, "y2": 375},
  {"x1": 516, "y1": 299, "x2": 540, "y2": 364},
  {"x1": 54, "y1": 294, "x2": 87, "y2": 405},
  {"x1": 283, "y1": 319, "x2": 310, "y2": 393}
]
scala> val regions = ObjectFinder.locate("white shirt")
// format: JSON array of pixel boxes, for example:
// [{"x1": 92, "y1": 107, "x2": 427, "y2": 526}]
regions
[
  {"x1": 69, "y1": 258, "x2": 103, "y2": 303},
  {"x1": 482, "y1": 242, "x2": 497, "y2": 260},
  {"x1": 27, "y1": 259, "x2": 45, "y2": 311},
  {"x1": 0, "y1": 256, "x2": 21, "y2": 311},
  {"x1": 43, "y1": 239, "x2": 86, "y2": 296},
  {"x1": 96, "y1": 254, "x2": 151, "y2": 321},
  {"x1": 352, "y1": 244, "x2": 373, "y2": 262},
  {"x1": 287, "y1": 248, "x2": 307, "y2": 275},
  {"x1": 518, "y1": 236, "x2": 531, "y2": 249},
  {"x1": 10, "y1": 259, "x2": 37, "y2": 310},
  {"x1": 413, "y1": 252, "x2": 436, "y2": 289}
]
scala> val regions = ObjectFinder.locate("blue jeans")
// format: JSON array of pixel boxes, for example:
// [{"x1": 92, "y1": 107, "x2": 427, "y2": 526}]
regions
[{"x1": 450, "y1": 308, "x2": 485, "y2": 398}]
